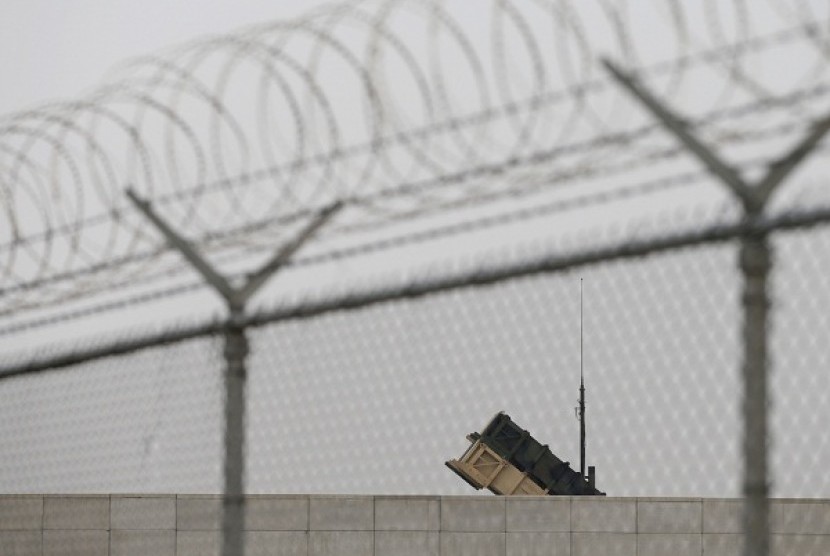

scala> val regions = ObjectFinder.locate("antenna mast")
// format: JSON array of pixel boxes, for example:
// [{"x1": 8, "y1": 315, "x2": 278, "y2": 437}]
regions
[{"x1": 579, "y1": 278, "x2": 586, "y2": 479}]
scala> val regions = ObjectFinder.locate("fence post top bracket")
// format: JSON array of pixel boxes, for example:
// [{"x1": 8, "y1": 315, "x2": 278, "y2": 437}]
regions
[
  {"x1": 601, "y1": 58, "x2": 830, "y2": 217},
  {"x1": 125, "y1": 188, "x2": 344, "y2": 314}
]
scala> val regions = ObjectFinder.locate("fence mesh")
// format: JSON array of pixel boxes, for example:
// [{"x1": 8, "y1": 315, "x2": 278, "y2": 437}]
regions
[
  {"x1": 245, "y1": 245, "x2": 740, "y2": 497},
  {"x1": 771, "y1": 225, "x2": 830, "y2": 498},
  {"x1": 0, "y1": 336, "x2": 224, "y2": 493},
  {"x1": 2, "y1": 226, "x2": 828, "y2": 499}
]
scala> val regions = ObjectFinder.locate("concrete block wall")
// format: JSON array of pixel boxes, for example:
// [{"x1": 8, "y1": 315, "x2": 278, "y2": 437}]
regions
[{"x1": 0, "y1": 495, "x2": 829, "y2": 555}]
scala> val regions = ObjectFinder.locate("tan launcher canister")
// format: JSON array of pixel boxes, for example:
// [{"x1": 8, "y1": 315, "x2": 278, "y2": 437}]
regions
[{"x1": 446, "y1": 440, "x2": 545, "y2": 496}]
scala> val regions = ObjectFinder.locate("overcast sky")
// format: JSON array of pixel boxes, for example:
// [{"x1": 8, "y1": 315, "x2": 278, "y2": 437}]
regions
[{"x1": 0, "y1": 0, "x2": 337, "y2": 116}]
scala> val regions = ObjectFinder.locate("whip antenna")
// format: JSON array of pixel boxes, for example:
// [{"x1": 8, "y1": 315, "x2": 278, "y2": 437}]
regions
[{"x1": 577, "y1": 278, "x2": 586, "y2": 479}]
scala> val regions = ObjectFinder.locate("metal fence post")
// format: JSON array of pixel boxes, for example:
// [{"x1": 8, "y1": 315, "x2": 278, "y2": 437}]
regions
[
  {"x1": 601, "y1": 59, "x2": 830, "y2": 556},
  {"x1": 126, "y1": 190, "x2": 342, "y2": 556},
  {"x1": 222, "y1": 306, "x2": 249, "y2": 556},
  {"x1": 740, "y1": 226, "x2": 770, "y2": 556}
]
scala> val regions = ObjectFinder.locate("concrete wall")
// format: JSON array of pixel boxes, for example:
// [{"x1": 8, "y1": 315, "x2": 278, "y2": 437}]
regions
[{"x1": 0, "y1": 495, "x2": 828, "y2": 556}]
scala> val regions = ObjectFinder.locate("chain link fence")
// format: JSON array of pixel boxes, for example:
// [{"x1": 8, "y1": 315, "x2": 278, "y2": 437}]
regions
[
  {"x1": 2, "y1": 202, "x2": 830, "y2": 556},
  {"x1": 4, "y1": 224, "x2": 829, "y2": 498},
  {"x1": 0, "y1": 336, "x2": 224, "y2": 493}
]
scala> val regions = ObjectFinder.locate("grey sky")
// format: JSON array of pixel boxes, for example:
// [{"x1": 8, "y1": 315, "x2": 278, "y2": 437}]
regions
[{"x1": 0, "y1": 0, "x2": 334, "y2": 115}]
